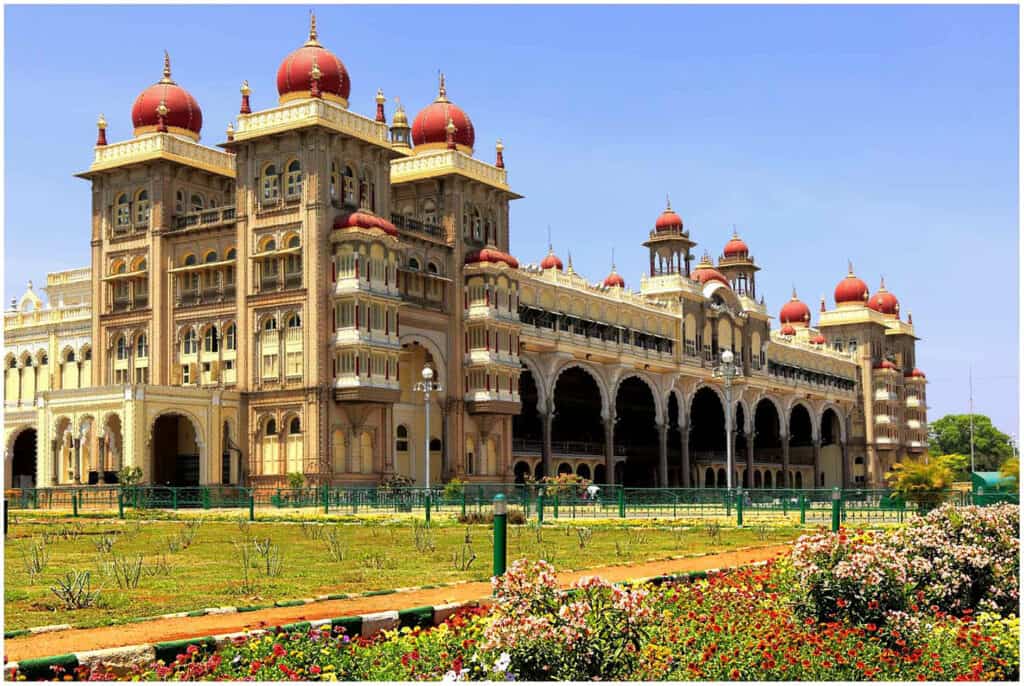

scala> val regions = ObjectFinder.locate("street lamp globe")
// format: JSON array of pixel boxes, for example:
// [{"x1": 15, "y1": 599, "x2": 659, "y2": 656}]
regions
[
  {"x1": 721, "y1": 349, "x2": 734, "y2": 365},
  {"x1": 422, "y1": 366, "x2": 434, "y2": 381}
]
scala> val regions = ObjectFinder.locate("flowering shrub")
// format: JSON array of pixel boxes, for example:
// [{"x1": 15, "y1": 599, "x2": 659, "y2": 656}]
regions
[{"x1": 792, "y1": 504, "x2": 1018, "y2": 626}]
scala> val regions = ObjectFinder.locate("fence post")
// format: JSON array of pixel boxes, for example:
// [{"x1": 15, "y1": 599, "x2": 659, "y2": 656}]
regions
[
  {"x1": 249, "y1": 492, "x2": 255, "y2": 521},
  {"x1": 537, "y1": 490, "x2": 545, "y2": 524},
  {"x1": 118, "y1": 489, "x2": 125, "y2": 520},
  {"x1": 831, "y1": 487, "x2": 841, "y2": 532},
  {"x1": 618, "y1": 486, "x2": 626, "y2": 518},
  {"x1": 493, "y1": 494, "x2": 507, "y2": 579},
  {"x1": 736, "y1": 488, "x2": 744, "y2": 527},
  {"x1": 172, "y1": 488, "x2": 178, "y2": 511},
  {"x1": 799, "y1": 492, "x2": 806, "y2": 525},
  {"x1": 72, "y1": 492, "x2": 79, "y2": 517},
  {"x1": 202, "y1": 488, "x2": 210, "y2": 510},
  {"x1": 425, "y1": 490, "x2": 432, "y2": 526},
  {"x1": 322, "y1": 484, "x2": 329, "y2": 514},
  {"x1": 461, "y1": 488, "x2": 467, "y2": 518},
  {"x1": 553, "y1": 493, "x2": 559, "y2": 519}
]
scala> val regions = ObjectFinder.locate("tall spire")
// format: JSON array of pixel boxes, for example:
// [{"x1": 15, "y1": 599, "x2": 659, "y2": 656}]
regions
[
  {"x1": 879, "y1": 275, "x2": 887, "y2": 290},
  {"x1": 305, "y1": 10, "x2": 321, "y2": 47},
  {"x1": 96, "y1": 114, "x2": 107, "y2": 147},
  {"x1": 495, "y1": 138, "x2": 505, "y2": 168},
  {"x1": 791, "y1": 285, "x2": 798, "y2": 300},
  {"x1": 160, "y1": 50, "x2": 173, "y2": 84},
  {"x1": 375, "y1": 88, "x2": 386, "y2": 122},
  {"x1": 665, "y1": 193, "x2": 672, "y2": 211},
  {"x1": 437, "y1": 71, "x2": 448, "y2": 102},
  {"x1": 239, "y1": 80, "x2": 252, "y2": 114},
  {"x1": 848, "y1": 259, "x2": 855, "y2": 275},
  {"x1": 547, "y1": 225, "x2": 553, "y2": 252}
]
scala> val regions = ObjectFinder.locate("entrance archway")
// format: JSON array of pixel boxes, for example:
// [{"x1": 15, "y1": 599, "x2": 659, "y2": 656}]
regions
[
  {"x1": 12, "y1": 428, "x2": 37, "y2": 489},
  {"x1": 513, "y1": 460, "x2": 531, "y2": 484},
  {"x1": 690, "y1": 387, "x2": 725, "y2": 486},
  {"x1": 151, "y1": 413, "x2": 201, "y2": 486},
  {"x1": 552, "y1": 367, "x2": 605, "y2": 471},
  {"x1": 615, "y1": 377, "x2": 658, "y2": 487},
  {"x1": 754, "y1": 398, "x2": 781, "y2": 484}
]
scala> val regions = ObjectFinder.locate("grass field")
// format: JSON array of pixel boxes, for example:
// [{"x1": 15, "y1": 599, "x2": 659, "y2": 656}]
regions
[{"x1": 4, "y1": 515, "x2": 801, "y2": 631}]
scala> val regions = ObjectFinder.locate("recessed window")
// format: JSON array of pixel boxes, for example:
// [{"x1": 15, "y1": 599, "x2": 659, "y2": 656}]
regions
[
  {"x1": 289, "y1": 417, "x2": 301, "y2": 434},
  {"x1": 409, "y1": 258, "x2": 420, "y2": 271},
  {"x1": 285, "y1": 160, "x2": 302, "y2": 198},
  {"x1": 262, "y1": 164, "x2": 280, "y2": 202},
  {"x1": 396, "y1": 425, "x2": 409, "y2": 452}
]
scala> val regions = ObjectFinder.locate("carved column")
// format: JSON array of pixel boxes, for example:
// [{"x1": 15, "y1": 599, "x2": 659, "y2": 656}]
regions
[
  {"x1": 97, "y1": 436, "x2": 106, "y2": 484},
  {"x1": 680, "y1": 426, "x2": 690, "y2": 488},
  {"x1": 812, "y1": 439, "x2": 822, "y2": 489},
  {"x1": 51, "y1": 439, "x2": 59, "y2": 486},
  {"x1": 73, "y1": 438, "x2": 82, "y2": 485},
  {"x1": 840, "y1": 441, "x2": 850, "y2": 488},
  {"x1": 604, "y1": 417, "x2": 615, "y2": 485},
  {"x1": 782, "y1": 434, "x2": 791, "y2": 489},
  {"x1": 746, "y1": 434, "x2": 755, "y2": 487},
  {"x1": 541, "y1": 409, "x2": 554, "y2": 479},
  {"x1": 657, "y1": 421, "x2": 668, "y2": 487}
]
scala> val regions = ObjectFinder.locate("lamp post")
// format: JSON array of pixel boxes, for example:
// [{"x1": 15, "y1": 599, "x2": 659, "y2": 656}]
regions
[
  {"x1": 414, "y1": 366, "x2": 442, "y2": 490},
  {"x1": 713, "y1": 349, "x2": 739, "y2": 492}
]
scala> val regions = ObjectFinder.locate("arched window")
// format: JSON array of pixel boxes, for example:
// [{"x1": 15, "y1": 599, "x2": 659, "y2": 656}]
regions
[
  {"x1": 430, "y1": 438, "x2": 442, "y2": 452},
  {"x1": 287, "y1": 313, "x2": 301, "y2": 328},
  {"x1": 287, "y1": 235, "x2": 300, "y2": 249},
  {"x1": 175, "y1": 189, "x2": 186, "y2": 214},
  {"x1": 358, "y1": 169, "x2": 370, "y2": 209},
  {"x1": 289, "y1": 417, "x2": 301, "y2": 434},
  {"x1": 204, "y1": 325, "x2": 220, "y2": 352},
  {"x1": 137, "y1": 259, "x2": 147, "y2": 271},
  {"x1": 343, "y1": 166, "x2": 356, "y2": 206},
  {"x1": 225, "y1": 324, "x2": 236, "y2": 350},
  {"x1": 226, "y1": 248, "x2": 237, "y2": 260},
  {"x1": 262, "y1": 164, "x2": 280, "y2": 202},
  {"x1": 65, "y1": 350, "x2": 76, "y2": 363},
  {"x1": 408, "y1": 257, "x2": 420, "y2": 271},
  {"x1": 285, "y1": 160, "x2": 302, "y2": 198},
  {"x1": 183, "y1": 329, "x2": 198, "y2": 355},
  {"x1": 184, "y1": 254, "x2": 197, "y2": 267},
  {"x1": 264, "y1": 317, "x2": 278, "y2": 331},
  {"x1": 396, "y1": 425, "x2": 409, "y2": 452},
  {"x1": 190, "y1": 193, "x2": 205, "y2": 212},
  {"x1": 266, "y1": 418, "x2": 277, "y2": 436},
  {"x1": 427, "y1": 262, "x2": 439, "y2": 275},
  {"x1": 422, "y1": 199, "x2": 437, "y2": 226},
  {"x1": 329, "y1": 161, "x2": 339, "y2": 201},
  {"x1": 116, "y1": 335, "x2": 128, "y2": 360},
  {"x1": 114, "y1": 262, "x2": 127, "y2": 274},
  {"x1": 135, "y1": 190, "x2": 150, "y2": 225},
  {"x1": 205, "y1": 251, "x2": 218, "y2": 263},
  {"x1": 39, "y1": 353, "x2": 48, "y2": 366},
  {"x1": 83, "y1": 348, "x2": 91, "y2": 361},
  {"x1": 115, "y1": 193, "x2": 130, "y2": 227},
  {"x1": 136, "y1": 333, "x2": 148, "y2": 358},
  {"x1": 263, "y1": 239, "x2": 277, "y2": 252}
]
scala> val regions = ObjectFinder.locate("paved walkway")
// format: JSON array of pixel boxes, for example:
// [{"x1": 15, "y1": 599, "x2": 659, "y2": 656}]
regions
[{"x1": 5, "y1": 544, "x2": 790, "y2": 662}]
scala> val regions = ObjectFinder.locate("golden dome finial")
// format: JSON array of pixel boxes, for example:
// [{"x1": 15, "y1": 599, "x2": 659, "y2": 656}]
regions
[
  {"x1": 437, "y1": 71, "x2": 448, "y2": 102},
  {"x1": 240, "y1": 80, "x2": 251, "y2": 96},
  {"x1": 310, "y1": 55, "x2": 322, "y2": 81},
  {"x1": 496, "y1": 138, "x2": 504, "y2": 153},
  {"x1": 445, "y1": 116, "x2": 456, "y2": 135},
  {"x1": 97, "y1": 113, "x2": 107, "y2": 130},
  {"x1": 376, "y1": 88, "x2": 385, "y2": 105},
  {"x1": 226, "y1": 121, "x2": 235, "y2": 139},
  {"x1": 392, "y1": 97, "x2": 409, "y2": 126},
  {"x1": 305, "y1": 10, "x2": 320, "y2": 46},
  {"x1": 160, "y1": 50, "x2": 173, "y2": 83},
  {"x1": 156, "y1": 99, "x2": 169, "y2": 118}
]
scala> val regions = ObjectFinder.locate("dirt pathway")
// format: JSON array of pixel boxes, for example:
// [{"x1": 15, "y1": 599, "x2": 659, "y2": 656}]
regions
[{"x1": 5, "y1": 544, "x2": 790, "y2": 662}]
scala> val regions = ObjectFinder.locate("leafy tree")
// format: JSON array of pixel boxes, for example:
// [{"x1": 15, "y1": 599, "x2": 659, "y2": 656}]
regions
[
  {"x1": 999, "y1": 457, "x2": 1019, "y2": 488},
  {"x1": 886, "y1": 459, "x2": 953, "y2": 510},
  {"x1": 928, "y1": 414, "x2": 1013, "y2": 471},
  {"x1": 116, "y1": 465, "x2": 143, "y2": 486},
  {"x1": 931, "y1": 453, "x2": 969, "y2": 480},
  {"x1": 286, "y1": 472, "x2": 305, "y2": 489}
]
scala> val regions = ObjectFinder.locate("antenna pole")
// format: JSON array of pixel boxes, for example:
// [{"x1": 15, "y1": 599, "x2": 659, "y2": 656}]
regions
[{"x1": 969, "y1": 366, "x2": 976, "y2": 474}]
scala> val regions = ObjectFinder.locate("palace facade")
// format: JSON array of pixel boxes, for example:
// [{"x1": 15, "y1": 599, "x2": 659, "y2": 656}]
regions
[{"x1": 3, "y1": 15, "x2": 928, "y2": 491}]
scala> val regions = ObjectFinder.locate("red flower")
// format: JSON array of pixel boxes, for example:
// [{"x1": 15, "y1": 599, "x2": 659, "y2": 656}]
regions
[
  {"x1": 273, "y1": 643, "x2": 286, "y2": 657},
  {"x1": 868, "y1": 600, "x2": 879, "y2": 610},
  {"x1": 730, "y1": 668, "x2": 740, "y2": 679},
  {"x1": 310, "y1": 665, "x2": 321, "y2": 675},
  {"x1": 866, "y1": 623, "x2": 878, "y2": 632},
  {"x1": 836, "y1": 599, "x2": 847, "y2": 608}
]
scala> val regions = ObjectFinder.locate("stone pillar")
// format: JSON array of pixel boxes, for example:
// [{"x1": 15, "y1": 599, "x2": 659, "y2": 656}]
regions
[
  {"x1": 657, "y1": 422, "x2": 668, "y2": 487},
  {"x1": 812, "y1": 439, "x2": 822, "y2": 489},
  {"x1": 680, "y1": 426, "x2": 690, "y2": 488},
  {"x1": 604, "y1": 417, "x2": 615, "y2": 485},
  {"x1": 73, "y1": 438, "x2": 82, "y2": 484},
  {"x1": 541, "y1": 410, "x2": 554, "y2": 478},
  {"x1": 97, "y1": 436, "x2": 106, "y2": 484},
  {"x1": 782, "y1": 434, "x2": 791, "y2": 488},
  {"x1": 51, "y1": 439, "x2": 59, "y2": 486},
  {"x1": 840, "y1": 441, "x2": 850, "y2": 488},
  {"x1": 746, "y1": 434, "x2": 755, "y2": 488}
]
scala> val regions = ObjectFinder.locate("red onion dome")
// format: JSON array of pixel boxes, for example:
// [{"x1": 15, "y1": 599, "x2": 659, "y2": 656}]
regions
[
  {"x1": 655, "y1": 197, "x2": 684, "y2": 232},
  {"x1": 131, "y1": 52, "x2": 203, "y2": 141},
  {"x1": 873, "y1": 360, "x2": 898, "y2": 371},
  {"x1": 780, "y1": 324, "x2": 797, "y2": 336},
  {"x1": 465, "y1": 247, "x2": 518, "y2": 269},
  {"x1": 905, "y1": 368, "x2": 926, "y2": 379},
  {"x1": 867, "y1": 277, "x2": 900, "y2": 317},
  {"x1": 835, "y1": 262, "x2": 870, "y2": 305},
  {"x1": 779, "y1": 288, "x2": 811, "y2": 326},
  {"x1": 333, "y1": 211, "x2": 397, "y2": 237},
  {"x1": 690, "y1": 253, "x2": 730, "y2": 287},
  {"x1": 276, "y1": 14, "x2": 351, "y2": 107},
  {"x1": 723, "y1": 232, "x2": 749, "y2": 258},
  {"x1": 411, "y1": 74, "x2": 475, "y2": 154},
  {"x1": 603, "y1": 267, "x2": 625, "y2": 288},
  {"x1": 540, "y1": 247, "x2": 563, "y2": 271},
  {"x1": 812, "y1": 334, "x2": 827, "y2": 345}
]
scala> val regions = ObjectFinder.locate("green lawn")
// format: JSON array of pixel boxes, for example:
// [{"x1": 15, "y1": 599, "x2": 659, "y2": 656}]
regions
[{"x1": 4, "y1": 515, "x2": 801, "y2": 631}]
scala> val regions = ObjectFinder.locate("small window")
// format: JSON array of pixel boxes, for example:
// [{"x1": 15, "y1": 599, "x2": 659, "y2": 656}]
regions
[
  {"x1": 183, "y1": 329, "x2": 198, "y2": 355},
  {"x1": 264, "y1": 318, "x2": 277, "y2": 331},
  {"x1": 430, "y1": 438, "x2": 442, "y2": 452},
  {"x1": 266, "y1": 418, "x2": 277, "y2": 436},
  {"x1": 285, "y1": 160, "x2": 302, "y2": 198},
  {"x1": 204, "y1": 326, "x2": 220, "y2": 352},
  {"x1": 84, "y1": 349, "x2": 91, "y2": 361},
  {"x1": 138, "y1": 259, "x2": 147, "y2": 271},
  {"x1": 262, "y1": 164, "x2": 280, "y2": 202},
  {"x1": 408, "y1": 258, "x2": 420, "y2": 271},
  {"x1": 427, "y1": 262, "x2": 439, "y2": 275},
  {"x1": 8, "y1": 358, "x2": 17, "y2": 369},
  {"x1": 136, "y1": 334, "x2": 148, "y2": 358},
  {"x1": 184, "y1": 254, "x2": 197, "y2": 267},
  {"x1": 226, "y1": 248, "x2": 237, "y2": 260},
  {"x1": 135, "y1": 190, "x2": 150, "y2": 225},
  {"x1": 65, "y1": 350, "x2": 75, "y2": 363},
  {"x1": 205, "y1": 251, "x2": 218, "y2": 263},
  {"x1": 182, "y1": 365, "x2": 191, "y2": 384},
  {"x1": 116, "y1": 335, "x2": 128, "y2": 360},
  {"x1": 190, "y1": 193, "x2": 205, "y2": 212},
  {"x1": 175, "y1": 190, "x2": 186, "y2": 214},
  {"x1": 225, "y1": 324, "x2": 237, "y2": 350},
  {"x1": 289, "y1": 417, "x2": 301, "y2": 434},
  {"x1": 115, "y1": 262, "x2": 127, "y2": 274},
  {"x1": 396, "y1": 425, "x2": 409, "y2": 452},
  {"x1": 287, "y1": 235, "x2": 300, "y2": 249},
  {"x1": 329, "y1": 161, "x2": 339, "y2": 201},
  {"x1": 263, "y1": 240, "x2": 277, "y2": 253},
  {"x1": 115, "y1": 193, "x2": 131, "y2": 227},
  {"x1": 39, "y1": 353, "x2": 48, "y2": 365},
  {"x1": 287, "y1": 314, "x2": 301, "y2": 328}
]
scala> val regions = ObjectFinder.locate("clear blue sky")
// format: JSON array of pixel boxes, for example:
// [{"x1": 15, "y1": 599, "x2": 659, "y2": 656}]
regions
[{"x1": 4, "y1": 4, "x2": 1019, "y2": 438}]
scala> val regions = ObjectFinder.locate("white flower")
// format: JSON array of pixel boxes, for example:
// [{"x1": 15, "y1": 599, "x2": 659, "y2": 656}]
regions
[
  {"x1": 493, "y1": 652, "x2": 512, "y2": 673},
  {"x1": 443, "y1": 669, "x2": 466, "y2": 682}
]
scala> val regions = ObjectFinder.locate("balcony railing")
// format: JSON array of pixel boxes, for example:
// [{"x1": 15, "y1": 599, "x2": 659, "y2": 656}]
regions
[
  {"x1": 390, "y1": 213, "x2": 445, "y2": 239},
  {"x1": 173, "y1": 206, "x2": 236, "y2": 230},
  {"x1": 175, "y1": 287, "x2": 232, "y2": 307}
]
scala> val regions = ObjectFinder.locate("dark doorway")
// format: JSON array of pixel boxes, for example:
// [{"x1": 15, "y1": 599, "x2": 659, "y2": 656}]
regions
[
  {"x1": 615, "y1": 377, "x2": 658, "y2": 486},
  {"x1": 552, "y1": 367, "x2": 605, "y2": 459},
  {"x1": 12, "y1": 428, "x2": 37, "y2": 489},
  {"x1": 152, "y1": 414, "x2": 200, "y2": 486}
]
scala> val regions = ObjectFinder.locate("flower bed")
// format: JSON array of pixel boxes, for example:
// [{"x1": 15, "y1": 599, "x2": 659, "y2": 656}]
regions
[{"x1": 10, "y1": 505, "x2": 1019, "y2": 682}]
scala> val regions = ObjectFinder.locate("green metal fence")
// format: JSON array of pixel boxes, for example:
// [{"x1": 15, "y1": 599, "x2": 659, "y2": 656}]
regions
[{"x1": 6, "y1": 484, "x2": 1013, "y2": 526}]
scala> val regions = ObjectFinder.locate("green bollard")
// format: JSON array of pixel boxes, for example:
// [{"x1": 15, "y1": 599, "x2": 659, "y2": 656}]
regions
[
  {"x1": 461, "y1": 489, "x2": 467, "y2": 518},
  {"x1": 425, "y1": 491, "x2": 432, "y2": 526},
  {"x1": 172, "y1": 489, "x2": 178, "y2": 511},
  {"x1": 202, "y1": 488, "x2": 210, "y2": 510},
  {"x1": 736, "y1": 488, "x2": 744, "y2": 527},
  {"x1": 492, "y1": 494, "x2": 507, "y2": 580},
  {"x1": 249, "y1": 493, "x2": 255, "y2": 521},
  {"x1": 537, "y1": 491, "x2": 545, "y2": 524},
  {"x1": 72, "y1": 492, "x2": 79, "y2": 517},
  {"x1": 118, "y1": 489, "x2": 125, "y2": 520},
  {"x1": 618, "y1": 487, "x2": 626, "y2": 518},
  {"x1": 553, "y1": 494, "x2": 559, "y2": 519},
  {"x1": 323, "y1": 484, "x2": 329, "y2": 515},
  {"x1": 799, "y1": 492, "x2": 806, "y2": 525},
  {"x1": 831, "y1": 487, "x2": 841, "y2": 532}
]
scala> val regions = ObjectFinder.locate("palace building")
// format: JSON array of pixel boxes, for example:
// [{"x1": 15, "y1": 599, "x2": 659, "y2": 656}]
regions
[{"x1": 3, "y1": 15, "x2": 928, "y2": 491}]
